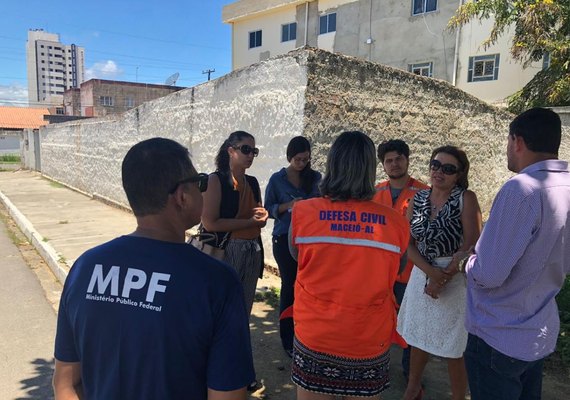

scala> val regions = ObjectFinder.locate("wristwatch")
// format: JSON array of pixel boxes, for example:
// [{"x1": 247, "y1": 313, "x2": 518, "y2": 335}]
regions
[{"x1": 458, "y1": 255, "x2": 470, "y2": 273}]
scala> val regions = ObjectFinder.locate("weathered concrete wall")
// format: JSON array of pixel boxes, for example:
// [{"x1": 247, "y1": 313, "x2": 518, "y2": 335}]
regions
[
  {"x1": 298, "y1": 49, "x2": 569, "y2": 217},
  {"x1": 41, "y1": 53, "x2": 309, "y2": 204},
  {"x1": 41, "y1": 53, "x2": 309, "y2": 253},
  {"x1": 39, "y1": 48, "x2": 570, "y2": 262},
  {"x1": 20, "y1": 129, "x2": 39, "y2": 170},
  {"x1": 552, "y1": 106, "x2": 570, "y2": 128}
]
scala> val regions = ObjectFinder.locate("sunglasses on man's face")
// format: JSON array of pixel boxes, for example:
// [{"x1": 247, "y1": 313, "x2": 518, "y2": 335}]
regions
[
  {"x1": 430, "y1": 159, "x2": 459, "y2": 175},
  {"x1": 233, "y1": 144, "x2": 259, "y2": 157},
  {"x1": 169, "y1": 173, "x2": 209, "y2": 194}
]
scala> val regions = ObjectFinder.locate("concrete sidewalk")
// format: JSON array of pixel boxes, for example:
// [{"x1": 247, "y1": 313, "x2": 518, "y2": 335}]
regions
[
  {"x1": 0, "y1": 170, "x2": 136, "y2": 283},
  {"x1": 0, "y1": 206, "x2": 56, "y2": 399}
]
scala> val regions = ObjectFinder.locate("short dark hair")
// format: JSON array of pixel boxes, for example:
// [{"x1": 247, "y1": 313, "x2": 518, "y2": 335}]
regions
[
  {"x1": 377, "y1": 139, "x2": 410, "y2": 162},
  {"x1": 320, "y1": 131, "x2": 377, "y2": 201},
  {"x1": 430, "y1": 145, "x2": 470, "y2": 190},
  {"x1": 122, "y1": 138, "x2": 196, "y2": 216},
  {"x1": 215, "y1": 131, "x2": 255, "y2": 173},
  {"x1": 509, "y1": 108, "x2": 561, "y2": 154}
]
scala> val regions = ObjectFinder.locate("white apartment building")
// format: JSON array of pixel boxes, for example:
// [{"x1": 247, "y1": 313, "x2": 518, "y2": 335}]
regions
[
  {"x1": 26, "y1": 29, "x2": 85, "y2": 111},
  {"x1": 222, "y1": 0, "x2": 546, "y2": 105}
]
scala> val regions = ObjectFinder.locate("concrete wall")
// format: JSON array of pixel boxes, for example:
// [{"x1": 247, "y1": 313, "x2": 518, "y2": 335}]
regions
[
  {"x1": 552, "y1": 106, "x2": 570, "y2": 128},
  {"x1": 41, "y1": 53, "x2": 309, "y2": 253},
  {"x1": 20, "y1": 129, "x2": 40, "y2": 170},
  {"x1": 303, "y1": 0, "x2": 459, "y2": 81},
  {"x1": 39, "y1": 48, "x2": 570, "y2": 262},
  {"x1": 297, "y1": 49, "x2": 515, "y2": 216}
]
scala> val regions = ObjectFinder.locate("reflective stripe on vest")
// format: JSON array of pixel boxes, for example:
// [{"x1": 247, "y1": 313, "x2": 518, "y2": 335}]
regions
[{"x1": 296, "y1": 235, "x2": 401, "y2": 254}]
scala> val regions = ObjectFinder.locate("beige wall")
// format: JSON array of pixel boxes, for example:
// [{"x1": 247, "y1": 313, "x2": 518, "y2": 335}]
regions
[
  {"x1": 227, "y1": 0, "x2": 360, "y2": 69},
  {"x1": 223, "y1": 0, "x2": 308, "y2": 22},
  {"x1": 456, "y1": 19, "x2": 542, "y2": 104},
  {"x1": 231, "y1": 7, "x2": 299, "y2": 69},
  {"x1": 224, "y1": 0, "x2": 545, "y2": 107},
  {"x1": 315, "y1": 0, "x2": 349, "y2": 51}
]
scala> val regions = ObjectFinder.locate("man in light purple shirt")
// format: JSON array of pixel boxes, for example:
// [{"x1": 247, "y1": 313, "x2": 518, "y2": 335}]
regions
[{"x1": 461, "y1": 108, "x2": 570, "y2": 400}]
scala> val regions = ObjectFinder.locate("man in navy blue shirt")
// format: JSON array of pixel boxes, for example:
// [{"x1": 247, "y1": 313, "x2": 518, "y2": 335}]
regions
[{"x1": 53, "y1": 138, "x2": 255, "y2": 400}]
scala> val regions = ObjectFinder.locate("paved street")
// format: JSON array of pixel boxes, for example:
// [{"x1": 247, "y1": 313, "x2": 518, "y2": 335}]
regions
[{"x1": 0, "y1": 217, "x2": 55, "y2": 400}]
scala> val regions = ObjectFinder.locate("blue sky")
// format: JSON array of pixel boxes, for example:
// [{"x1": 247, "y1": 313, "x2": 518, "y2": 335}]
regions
[{"x1": 0, "y1": 0, "x2": 233, "y2": 106}]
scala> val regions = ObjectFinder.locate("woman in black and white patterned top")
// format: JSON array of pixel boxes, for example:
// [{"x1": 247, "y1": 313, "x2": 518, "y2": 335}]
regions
[{"x1": 398, "y1": 146, "x2": 482, "y2": 400}]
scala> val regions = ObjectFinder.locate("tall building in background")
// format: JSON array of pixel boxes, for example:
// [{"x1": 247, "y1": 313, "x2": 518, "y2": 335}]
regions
[{"x1": 26, "y1": 29, "x2": 85, "y2": 112}]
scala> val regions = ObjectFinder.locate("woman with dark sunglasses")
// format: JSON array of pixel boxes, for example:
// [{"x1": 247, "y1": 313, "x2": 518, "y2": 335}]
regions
[
  {"x1": 201, "y1": 131, "x2": 268, "y2": 391},
  {"x1": 202, "y1": 131, "x2": 268, "y2": 315},
  {"x1": 397, "y1": 145, "x2": 482, "y2": 400},
  {"x1": 264, "y1": 136, "x2": 321, "y2": 357}
]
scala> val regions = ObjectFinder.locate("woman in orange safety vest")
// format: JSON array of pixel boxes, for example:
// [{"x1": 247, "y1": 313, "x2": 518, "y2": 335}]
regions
[{"x1": 290, "y1": 131, "x2": 410, "y2": 399}]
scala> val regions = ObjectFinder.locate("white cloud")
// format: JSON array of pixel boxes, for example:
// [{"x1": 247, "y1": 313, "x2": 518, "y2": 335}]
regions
[
  {"x1": 85, "y1": 60, "x2": 123, "y2": 80},
  {"x1": 0, "y1": 83, "x2": 28, "y2": 107}
]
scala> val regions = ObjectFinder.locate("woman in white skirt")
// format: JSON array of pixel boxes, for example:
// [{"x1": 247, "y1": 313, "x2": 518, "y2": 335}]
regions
[{"x1": 398, "y1": 146, "x2": 481, "y2": 400}]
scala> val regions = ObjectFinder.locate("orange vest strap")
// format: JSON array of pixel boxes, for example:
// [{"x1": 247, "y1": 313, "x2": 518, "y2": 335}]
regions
[{"x1": 295, "y1": 236, "x2": 402, "y2": 254}]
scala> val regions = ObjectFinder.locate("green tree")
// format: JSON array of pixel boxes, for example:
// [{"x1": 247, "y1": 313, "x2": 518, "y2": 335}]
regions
[{"x1": 449, "y1": 0, "x2": 570, "y2": 113}]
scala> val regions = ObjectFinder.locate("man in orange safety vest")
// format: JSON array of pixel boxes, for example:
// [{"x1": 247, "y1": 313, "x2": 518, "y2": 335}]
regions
[{"x1": 373, "y1": 139, "x2": 429, "y2": 381}]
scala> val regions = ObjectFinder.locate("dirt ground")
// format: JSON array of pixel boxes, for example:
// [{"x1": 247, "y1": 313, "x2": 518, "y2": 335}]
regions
[
  {"x1": 1, "y1": 203, "x2": 569, "y2": 399},
  {"x1": 250, "y1": 274, "x2": 570, "y2": 400}
]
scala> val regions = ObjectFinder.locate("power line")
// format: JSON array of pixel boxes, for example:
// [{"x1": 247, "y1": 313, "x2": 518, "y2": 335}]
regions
[{"x1": 59, "y1": 22, "x2": 230, "y2": 52}]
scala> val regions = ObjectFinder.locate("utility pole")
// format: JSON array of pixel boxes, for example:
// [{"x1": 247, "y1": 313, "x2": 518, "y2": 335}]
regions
[{"x1": 202, "y1": 69, "x2": 215, "y2": 81}]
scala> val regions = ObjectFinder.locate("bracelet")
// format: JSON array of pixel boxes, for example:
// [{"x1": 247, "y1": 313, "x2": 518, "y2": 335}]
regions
[{"x1": 458, "y1": 255, "x2": 470, "y2": 273}]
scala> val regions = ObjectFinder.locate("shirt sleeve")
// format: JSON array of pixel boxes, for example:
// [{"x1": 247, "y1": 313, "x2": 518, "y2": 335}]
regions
[
  {"x1": 466, "y1": 183, "x2": 538, "y2": 289},
  {"x1": 207, "y1": 276, "x2": 255, "y2": 391},
  {"x1": 264, "y1": 175, "x2": 281, "y2": 221},
  {"x1": 54, "y1": 289, "x2": 79, "y2": 362}
]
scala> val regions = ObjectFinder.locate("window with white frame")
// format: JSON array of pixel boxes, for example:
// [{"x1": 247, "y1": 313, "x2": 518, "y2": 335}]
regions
[
  {"x1": 468, "y1": 54, "x2": 500, "y2": 82},
  {"x1": 282, "y1": 22, "x2": 297, "y2": 42},
  {"x1": 125, "y1": 97, "x2": 134, "y2": 108},
  {"x1": 412, "y1": 0, "x2": 437, "y2": 15},
  {"x1": 249, "y1": 30, "x2": 262, "y2": 49},
  {"x1": 99, "y1": 96, "x2": 114, "y2": 106},
  {"x1": 319, "y1": 12, "x2": 337, "y2": 35},
  {"x1": 408, "y1": 62, "x2": 433, "y2": 77}
]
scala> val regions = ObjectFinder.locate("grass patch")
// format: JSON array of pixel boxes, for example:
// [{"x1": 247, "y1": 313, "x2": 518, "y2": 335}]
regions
[
  {"x1": 58, "y1": 220, "x2": 69, "y2": 224},
  {"x1": 0, "y1": 210, "x2": 27, "y2": 246},
  {"x1": 254, "y1": 286, "x2": 280, "y2": 308},
  {"x1": 42, "y1": 236, "x2": 50, "y2": 242},
  {"x1": 48, "y1": 181, "x2": 65, "y2": 189},
  {"x1": 58, "y1": 255, "x2": 67, "y2": 264},
  {"x1": 0, "y1": 154, "x2": 20, "y2": 163}
]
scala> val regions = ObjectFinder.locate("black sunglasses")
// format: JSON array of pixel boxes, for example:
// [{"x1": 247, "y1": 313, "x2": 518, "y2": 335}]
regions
[
  {"x1": 430, "y1": 160, "x2": 459, "y2": 175},
  {"x1": 169, "y1": 173, "x2": 209, "y2": 194},
  {"x1": 233, "y1": 144, "x2": 259, "y2": 157}
]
